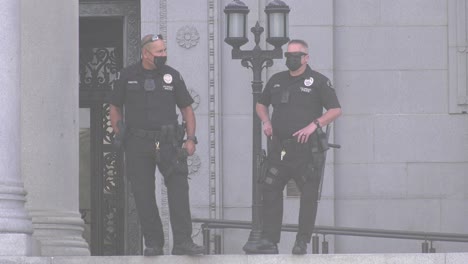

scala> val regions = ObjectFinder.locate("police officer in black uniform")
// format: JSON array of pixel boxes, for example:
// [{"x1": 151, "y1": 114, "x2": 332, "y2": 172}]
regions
[
  {"x1": 253, "y1": 39, "x2": 342, "y2": 254},
  {"x1": 109, "y1": 34, "x2": 204, "y2": 256}
]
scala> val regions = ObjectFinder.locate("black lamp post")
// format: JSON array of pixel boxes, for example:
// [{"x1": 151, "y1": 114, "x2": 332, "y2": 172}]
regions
[{"x1": 224, "y1": 0, "x2": 290, "y2": 253}]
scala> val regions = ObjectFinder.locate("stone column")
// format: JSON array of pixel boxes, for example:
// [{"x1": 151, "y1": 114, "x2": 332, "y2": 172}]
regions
[
  {"x1": 21, "y1": 0, "x2": 89, "y2": 256},
  {"x1": 0, "y1": 0, "x2": 34, "y2": 256}
]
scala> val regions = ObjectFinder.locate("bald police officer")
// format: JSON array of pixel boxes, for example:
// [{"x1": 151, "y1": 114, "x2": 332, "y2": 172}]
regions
[
  {"x1": 252, "y1": 39, "x2": 342, "y2": 254},
  {"x1": 109, "y1": 34, "x2": 204, "y2": 256}
]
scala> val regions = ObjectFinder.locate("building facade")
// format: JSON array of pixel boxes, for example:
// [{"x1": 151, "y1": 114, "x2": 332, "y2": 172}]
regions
[{"x1": 0, "y1": 0, "x2": 467, "y2": 256}]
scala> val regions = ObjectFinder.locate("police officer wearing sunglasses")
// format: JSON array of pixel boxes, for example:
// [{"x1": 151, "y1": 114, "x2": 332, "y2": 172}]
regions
[
  {"x1": 251, "y1": 39, "x2": 342, "y2": 254},
  {"x1": 108, "y1": 34, "x2": 204, "y2": 256}
]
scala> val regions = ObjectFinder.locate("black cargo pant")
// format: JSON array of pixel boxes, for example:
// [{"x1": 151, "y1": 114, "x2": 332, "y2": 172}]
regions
[
  {"x1": 125, "y1": 134, "x2": 192, "y2": 248},
  {"x1": 261, "y1": 137, "x2": 322, "y2": 244}
]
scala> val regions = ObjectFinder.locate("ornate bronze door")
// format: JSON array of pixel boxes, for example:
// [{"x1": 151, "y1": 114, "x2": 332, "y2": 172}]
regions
[{"x1": 79, "y1": 0, "x2": 141, "y2": 256}]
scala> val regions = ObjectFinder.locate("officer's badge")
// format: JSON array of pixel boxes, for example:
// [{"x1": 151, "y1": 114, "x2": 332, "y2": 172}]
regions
[
  {"x1": 304, "y1": 77, "x2": 314, "y2": 87},
  {"x1": 163, "y1": 74, "x2": 173, "y2": 84}
]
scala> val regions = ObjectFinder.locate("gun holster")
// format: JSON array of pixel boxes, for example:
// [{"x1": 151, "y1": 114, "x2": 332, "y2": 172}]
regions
[
  {"x1": 257, "y1": 149, "x2": 268, "y2": 184},
  {"x1": 164, "y1": 122, "x2": 189, "y2": 176},
  {"x1": 315, "y1": 127, "x2": 329, "y2": 152}
]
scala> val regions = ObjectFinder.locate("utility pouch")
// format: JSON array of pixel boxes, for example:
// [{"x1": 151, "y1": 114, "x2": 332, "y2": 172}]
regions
[
  {"x1": 167, "y1": 148, "x2": 189, "y2": 176},
  {"x1": 280, "y1": 89, "x2": 290, "y2": 103},
  {"x1": 257, "y1": 149, "x2": 268, "y2": 183},
  {"x1": 177, "y1": 122, "x2": 186, "y2": 145},
  {"x1": 160, "y1": 125, "x2": 170, "y2": 143},
  {"x1": 143, "y1": 79, "x2": 156, "y2": 91},
  {"x1": 315, "y1": 127, "x2": 329, "y2": 152}
]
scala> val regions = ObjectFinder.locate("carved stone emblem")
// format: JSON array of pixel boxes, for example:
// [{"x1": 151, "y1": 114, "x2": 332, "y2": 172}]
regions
[
  {"x1": 176, "y1": 25, "x2": 200, "y2": 49},
  {"x1": 187, "y1": 153, "x2": 201, "y2": 175}
]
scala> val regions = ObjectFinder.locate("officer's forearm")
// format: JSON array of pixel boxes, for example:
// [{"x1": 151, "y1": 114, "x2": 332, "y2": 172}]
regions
[
  {"x1": 110, "y1": 104, "x2": 123, "y2": 133},
  {"x1": 180, "y1": 106, "x2": 196, "y2": 137},
  {"x1": 256, "y1": 103, "x2": 270, "y2": 123},
  {"x1": 313, "y1": 108, "x2": 342, "y2": 127}
]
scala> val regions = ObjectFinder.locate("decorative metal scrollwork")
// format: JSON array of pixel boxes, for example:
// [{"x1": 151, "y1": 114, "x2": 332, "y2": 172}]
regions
[
  {"x1": 79, "y1": 47, "x2": 118, "y2": 90},
  {"x1": 103, "y1": 151, "x2": 118, "y2": 194},
  {"x1": 103, "y1": 202, "x2": 118, "y2": 252},
  {"x1": 102, "y1": 103, "x2": 122, "y2": 254},
  {"x1": 103, "y1": 104, "x2": 114, "y2": 145}
]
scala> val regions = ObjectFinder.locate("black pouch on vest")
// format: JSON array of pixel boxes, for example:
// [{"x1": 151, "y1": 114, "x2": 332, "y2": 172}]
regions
[
  {"x1": 143, "y1": 79, "x2": 156, "y2": 91},
  {"x1": 280, "y1": 89, "x2": 290, "y2": 103}
]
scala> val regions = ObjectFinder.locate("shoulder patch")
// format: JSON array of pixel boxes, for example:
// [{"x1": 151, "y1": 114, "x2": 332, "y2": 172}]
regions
[
  {"x1": 163, "y1": 74, "x2": 173, "y2": 84},
  {"x1": 304, "y1": 77, "x2": 314, "y2": 87}
]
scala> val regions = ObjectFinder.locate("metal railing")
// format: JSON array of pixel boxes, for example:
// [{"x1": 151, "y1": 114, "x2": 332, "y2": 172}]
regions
[{"x1": 192, "y1": 218, "x2": 468, "y2": 254}]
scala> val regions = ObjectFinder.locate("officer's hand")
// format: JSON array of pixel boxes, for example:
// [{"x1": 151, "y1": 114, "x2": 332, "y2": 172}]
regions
[
  {"x1": 262, "y1": 120, "x2": 273, "y2": 137},
  {"x1": 184, "y1": 140, "x2": 196, "y2": 156},
  {"x1": 292, "y1": 123, "x2": 318, "y2": 144}
]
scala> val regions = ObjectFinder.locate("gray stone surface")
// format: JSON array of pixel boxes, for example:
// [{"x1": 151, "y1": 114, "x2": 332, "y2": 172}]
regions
[
  {"x1": 337, "y1": 70, "x2": 448, "y2": 115},
  {"x1": 380, "y1": 0, "x2": 446, "y2": 26},
  {"x1": 335, "y1": 0, "x2": 446, "y2": 26},
  {"x1": 20, "y1": 0, "x2": 89, "y2": 256},
  {"x1": 334, "y1": 2, "x2": 468, "y2": 249},
  {"x1": 2, "y1": 253, "x2": 468, "y2": 264},
  {"x1": 373, "y1": 115, "x2": 467, "y2": 162},
  {"x1": 335, "y1": 27, "x2": 446, "y2": 70},
  {"x1": 0, "y1": 0, "x2": 33, "y2": 257},
  {"x1": 4, "y1": 0, "x2": 468, "y2": 257},
  {"x1": 0, "y1": 235, "x2": 32, "y2": 257},
  {"x1": 335, "y1": 116, "x2": 375, "y2": 163}
]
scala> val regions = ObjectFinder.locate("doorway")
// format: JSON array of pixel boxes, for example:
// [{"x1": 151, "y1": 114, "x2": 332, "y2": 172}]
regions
[
  {"x1": 79, "y1": 16, "x2": 126, "y2": 256},
  {"x1": 78, "y1": 0, "x2": 141, "y2": 255}
]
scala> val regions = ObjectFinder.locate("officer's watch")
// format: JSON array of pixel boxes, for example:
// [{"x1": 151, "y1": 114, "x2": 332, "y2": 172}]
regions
[
  {"x1": 186, "y1": 135, "x2": 198, "y2": 144},
  {"x1": 313, "y1": 119, "x2": 321, "y2": 128}
]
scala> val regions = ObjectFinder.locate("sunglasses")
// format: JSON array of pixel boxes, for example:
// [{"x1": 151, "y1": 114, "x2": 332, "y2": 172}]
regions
[
  {"x1": 141, "y1": 34, "x2": 164, "y2": 47},
  {"x1": 284, "y1": 52, "x2": 308, "y2": 58}
]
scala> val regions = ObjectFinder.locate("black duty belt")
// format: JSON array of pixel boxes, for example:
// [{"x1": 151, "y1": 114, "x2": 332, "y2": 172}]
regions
[
  {"x1": 129, "y1": 127, "x2": 161, "y2": 140},
  {"x1": 270, "y1": 136, "x2": 317, "y2": 152}
]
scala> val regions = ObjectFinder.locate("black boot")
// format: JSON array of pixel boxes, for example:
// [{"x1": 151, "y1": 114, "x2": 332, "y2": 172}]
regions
[
  {"x1": 292, "y1": 239, "x2": 307, "y2": 255},
  {"x1": 144, "y1": 246, "x2": 164, "y2": 256},
  {"x1": 172, "y1": 240, "x2": 205, "y2": 255},
  {"x1": 244, "y1": 238, "x2": 279, "y2": 254}
]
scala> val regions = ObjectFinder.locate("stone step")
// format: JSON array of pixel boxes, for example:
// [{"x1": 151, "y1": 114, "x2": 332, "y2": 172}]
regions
[{"x1": 0, "y1": 253, "x2": 468, "y2": 264}]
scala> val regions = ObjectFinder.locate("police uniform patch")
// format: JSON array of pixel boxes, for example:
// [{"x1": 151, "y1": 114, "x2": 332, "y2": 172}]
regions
[
  {"x1": 304, "y1": 77, "x2": 314, "y2": 87},
  {"x1": 300, "y1": 87, "x2": 312, "y2": 93},
  {"x1": 163, "y1": 74, "x2": 173, "y2": 84},
  {"x1": 163, "y1": 85, "x2": 174, "y2": 91}
]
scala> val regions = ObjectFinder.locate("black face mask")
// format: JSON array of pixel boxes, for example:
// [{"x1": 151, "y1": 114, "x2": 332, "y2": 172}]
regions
[
  {"x1": 285, "y1": 55, "x2": 302, "y2": 71},
  {"x1": 153, "y1": 56, "x2": 167, "y2": 69}
]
